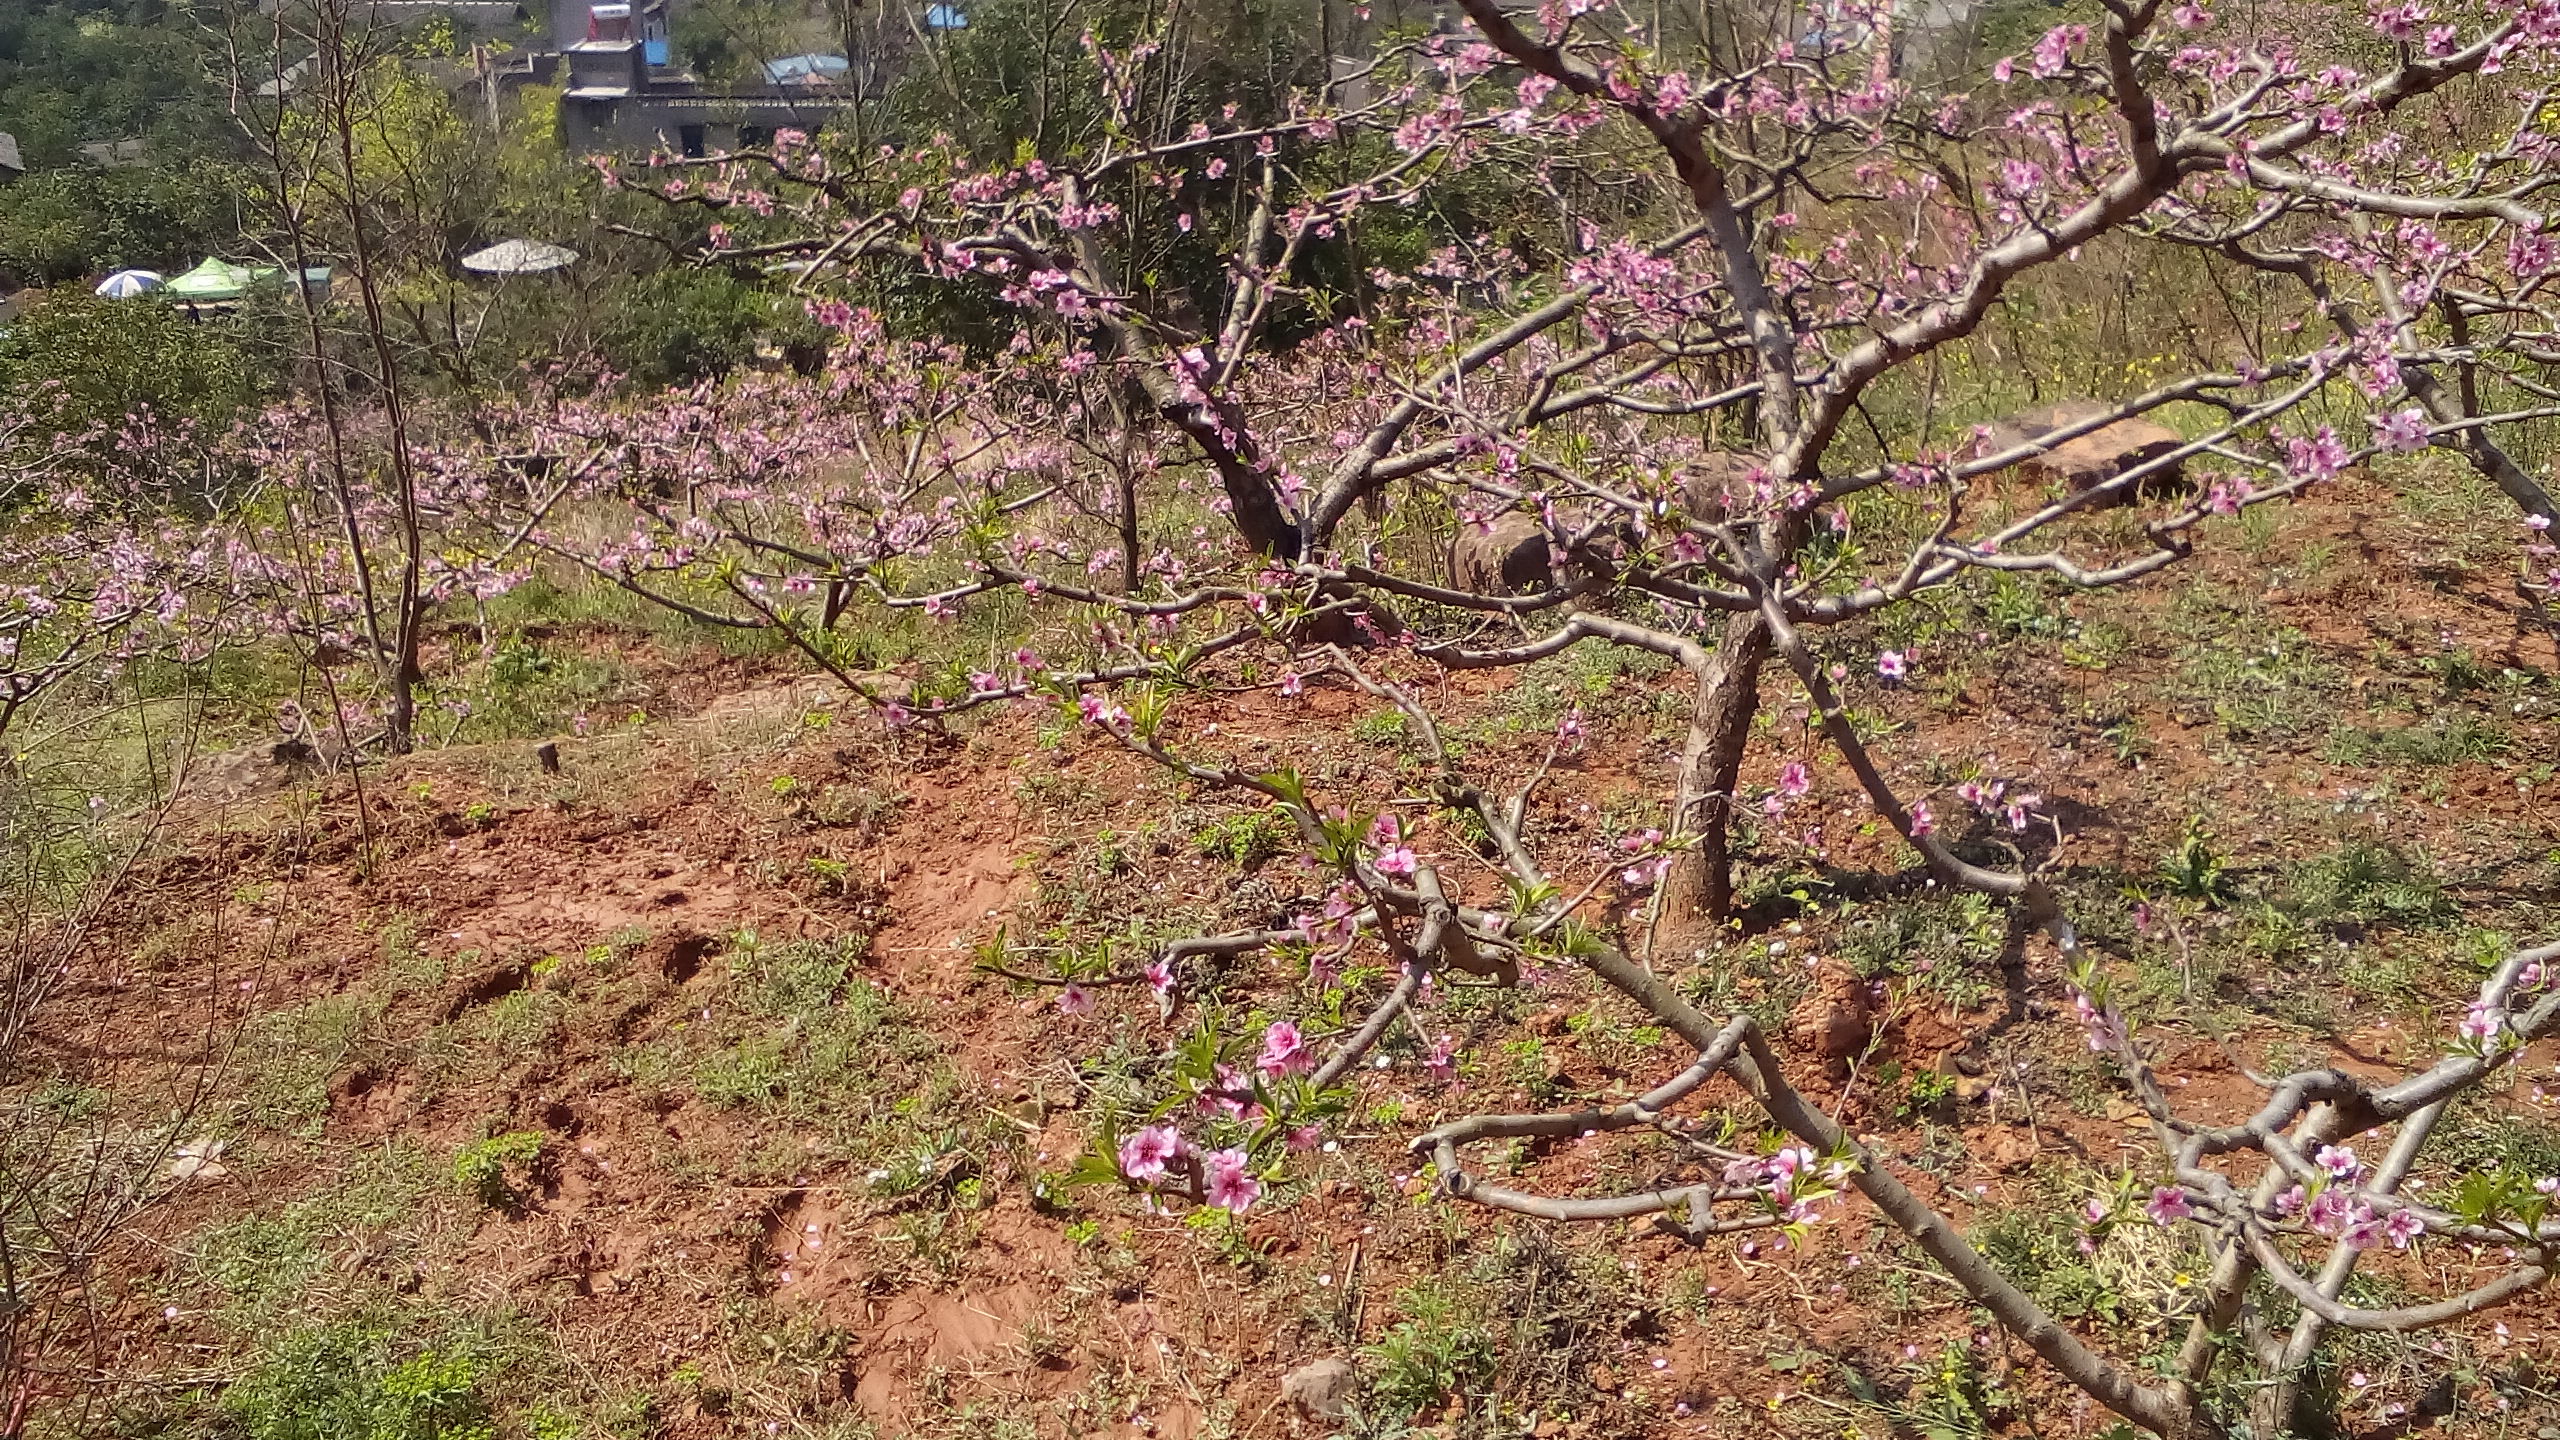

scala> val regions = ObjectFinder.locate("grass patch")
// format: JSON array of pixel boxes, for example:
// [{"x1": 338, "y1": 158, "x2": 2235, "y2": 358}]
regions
[
  {"x1": 2170, "y1": 618, "x2": 2340, "y2": 743},
  {"x1": 2286, "y1": 839, "x2": 2454, "y2": 932},
  {"x1": 221, "y1": 1325, "x2": 501, "y2": 1440},
  {"x1": 726, "y1": 929, "x2": 869, "y2": 1018},
  {"x1": 1474, "y1": 638, "x2": 1679, "y2": 740},
  {"x1": 2322, "y1": 710, "x2": 2510, "y2": 767},
  {"x1": 1835, "y1": 890, "x2": 2006, "y2": 1011},
  {"x1": 192, "y1": 1143, "x2": 442, "y2": 1322},
  {"x1": 2426, "y1": 1092, "x2": 2560, "y2": 1178},
  {"x1": 241, "y1": 992, "x2": 385, "y2": 1136},
  {"x1": 2386, "y1": 453, "x2": 2514, "y2": 566},
  {"x1": 677, "y1": 935, "x2": 965, "y2": 1186},
  {"x1": 1191, "y1": 808, "x2": 1297, "y2": 871}
]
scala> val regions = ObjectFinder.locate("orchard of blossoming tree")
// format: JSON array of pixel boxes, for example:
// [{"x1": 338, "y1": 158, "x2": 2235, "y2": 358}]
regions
[{"x1": 2, "y1": 0, "x2": 2560, "y2": 1432}]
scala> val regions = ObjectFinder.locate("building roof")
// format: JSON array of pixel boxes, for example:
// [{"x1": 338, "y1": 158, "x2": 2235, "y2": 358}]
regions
[
  {"x1": 0, "y1": 133, "x2": 21, "y2": 173},
  {"x1": 763, "y1": 53, "x2": 848, "y2": 82},
  {"x1": 75, "y1": 138, "x2": 148, "y2": 168},
  {"x1": 595, "y1": 92, "x2": 856, "y2": 111}
]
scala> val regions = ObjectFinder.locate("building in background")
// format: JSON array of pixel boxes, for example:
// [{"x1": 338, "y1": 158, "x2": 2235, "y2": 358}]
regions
[{"x1": 557, "y1": 0, "x2": 881, "y2": 154}]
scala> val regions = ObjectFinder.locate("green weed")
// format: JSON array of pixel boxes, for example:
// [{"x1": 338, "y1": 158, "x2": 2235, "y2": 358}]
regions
[
  {"x1": 1191, "y1": 808, "x2": 1296, "y2": 870},
  {"x1": 222, "y1": 1326, "x2": 497, "y2": 1440},
  {"x1": 1969, "y1": 572, "x2": 2070, "y2": 641},
  {"x1": 2158, "y1": 818, "x2": 2234, "y2": 904},
  {"x1": 2323, "y1": 711, "x2": 2510, "y2": 767},
  {"x1": 1364, "y1": 1280, "x2": 1497, "y2": 1422},
  {"x1": 2288, "y1": 839, "x2": 2452, "y2": 930},
  {"x1": 1349, "y1": 710, "x2": 1407, "y2": 746},
  {"x1": 1969, "y1": 1204, "x2": 2129, "y2": 1330},
  {"x1": 2098, "y1": 713, "x2": 2150, "y2": 767},
  {"x1": 1897, "y1": 1341, "x2": 2015, "y2": 1440},
  {"x1": 2171, "y1": 622, "x2": 2340, "y2": 742},
  {"x1": 474, "y1": 988, "x2": 562, "y2": 1057},
  {"x1": 452, "y1": 1131, "x2": 544, "y2": 1209}
]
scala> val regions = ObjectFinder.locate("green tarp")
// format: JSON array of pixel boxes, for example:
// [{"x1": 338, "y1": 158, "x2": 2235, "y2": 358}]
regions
[
  {"x1": 163, "y1": 259, "x2": 334, "y2": 304},
  {"x1": 163, "y1": 258, "x2": 262, "y2": 301}
]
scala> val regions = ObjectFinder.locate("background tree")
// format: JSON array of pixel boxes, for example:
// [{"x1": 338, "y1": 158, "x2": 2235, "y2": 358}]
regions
[
  {"x1": 0, "y1": 291, "x2": 267, "y2": 440},
  {"x1": 228, "y1": 0, "x2": 440, "y2": 754},
  {"x1": 0, "y1": 164, "x2": 250, "y2": 293},
  {"x1": 0, "y1": 0, "x2": 234, "y2": 168}
]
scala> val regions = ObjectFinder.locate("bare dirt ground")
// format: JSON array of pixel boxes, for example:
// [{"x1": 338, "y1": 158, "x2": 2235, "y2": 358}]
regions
[{"x1": 49, "y1": 473, "x2": 2560, "y2": 1438}]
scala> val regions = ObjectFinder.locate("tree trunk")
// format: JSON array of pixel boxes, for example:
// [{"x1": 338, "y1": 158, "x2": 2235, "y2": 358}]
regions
[
  {"x1": 1651, "y1": 610, "x2": 1771, "y2": 952},
  {"x1": 383, "y1": 656, "x2": 418, "y2": 754},
  {"x1": 1118, "y1": 463, "x2": 1142, "y2": 594},
  {"x1": 2245, "y1": 1103, "x2": 2441, "y2": 1437}
]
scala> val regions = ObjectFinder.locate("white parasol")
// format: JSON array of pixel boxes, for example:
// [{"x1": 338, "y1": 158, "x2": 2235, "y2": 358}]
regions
[
  {"x1": 94, "y1": 269, "x2": 163, "y2": 298},
  {"x1": 460, "y1": 239, "x2": 580, "y2": 275}
]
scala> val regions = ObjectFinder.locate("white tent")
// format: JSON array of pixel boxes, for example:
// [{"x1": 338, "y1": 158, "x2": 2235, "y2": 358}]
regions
[
  {"x1": 460, "y1": 239, "x2": 579, "y2": 275},
  {"x1": 95, "y1": 269, "x2": 163, "y2": 298}
]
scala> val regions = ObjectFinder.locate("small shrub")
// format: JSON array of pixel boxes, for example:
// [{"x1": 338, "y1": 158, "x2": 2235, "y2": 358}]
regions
[
  {"x1": 1364, "y1": 1280, "x2": 1497, "y2": 1421},
  {"x1": 2158, "y1": 818, "x2": 2233, "y2": 904},
  {"x1": 452, "y1": 1131, "x2": 543, "y2": 1209}
]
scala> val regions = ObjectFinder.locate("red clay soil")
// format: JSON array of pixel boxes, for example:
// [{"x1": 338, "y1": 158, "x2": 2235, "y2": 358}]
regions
[{"x1": 43, "y1": 476, "x2": 2560, "y2": 1438}]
